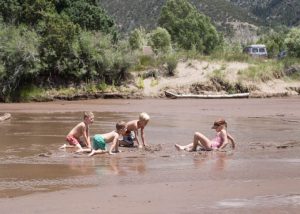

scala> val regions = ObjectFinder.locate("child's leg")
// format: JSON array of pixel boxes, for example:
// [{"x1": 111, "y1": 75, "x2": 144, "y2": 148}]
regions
[
  {"x1": 175, "y1": 143, "x2": 193, "y2": 150},
  {"x1": 119, "y1": 134, "x2": 134, "y2": 147},
  {"x1": 191, "y1": 132, "x2": 211, "y2": 151},
  {"x1": 88, "y1": 149, "x2": 108, "y2": 157},
  {"x1": 75, "y1": 148, "x2": 92, "y2": 153},
  {"x1": 59, "y1": 144, "x2": 76, "y2": 149}
]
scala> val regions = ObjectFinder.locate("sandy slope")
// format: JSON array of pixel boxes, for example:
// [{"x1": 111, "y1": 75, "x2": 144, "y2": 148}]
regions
[{"x1": 140, "y1": 60, "x2": 300, "y2": 97}]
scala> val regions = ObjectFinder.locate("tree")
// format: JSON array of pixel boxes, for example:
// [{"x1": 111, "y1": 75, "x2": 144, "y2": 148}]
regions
[
  {"x1": 258, "y1": 30, "x2": 286, "y2": 58},
  {"x1": 149, "y1": 27, "x2": 172, "y2": 54},
  {"x1": 158, "y1": 0, "x2": 221, "y2": 54},
  {"x1": 0, "y1": 25, "x2": 41, "y2": 101},
  {"x1": 61, "y1": 0, "x2": 115, "y2": 33},
  {"x1": 284, "y1": 27, "x2": 300, "y2": 58}
]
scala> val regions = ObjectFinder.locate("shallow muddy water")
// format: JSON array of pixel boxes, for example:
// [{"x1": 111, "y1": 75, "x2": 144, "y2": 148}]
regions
[{"x1": 0, "y1": 98, "x2": 300, "y2": 212}]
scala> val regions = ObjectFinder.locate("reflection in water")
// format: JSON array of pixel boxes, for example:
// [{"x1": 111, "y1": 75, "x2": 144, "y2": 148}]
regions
[
  {"x1": 193, "y1": 151, "x2": 232, "y2": 171},
  {"x1": 217, "y1": 194, "x2": 300, "y2": 208},
  {"x1": 93, "y1": 156, "x2": 146, "y2": 176}
]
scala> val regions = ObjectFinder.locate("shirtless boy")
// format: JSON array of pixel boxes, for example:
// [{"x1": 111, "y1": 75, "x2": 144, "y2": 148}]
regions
[
  {"x1": 119, "y1": 112, "x2": 150, "y2": 148},
  {"x1": 88, "y1": 121, "x2": 127, "y2": 156},
  {"x1": 60, "y1": 111, "x2": 94, "y2": 152}
]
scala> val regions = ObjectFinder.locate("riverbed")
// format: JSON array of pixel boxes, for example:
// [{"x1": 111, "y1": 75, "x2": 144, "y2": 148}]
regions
[{"x1": 0, "y1": 98, "x2": 300, "y2": 213}]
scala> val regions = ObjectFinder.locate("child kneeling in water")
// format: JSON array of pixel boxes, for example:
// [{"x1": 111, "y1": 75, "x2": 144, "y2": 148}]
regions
[
  {"x1": 175, "y1": 118, "x2": 235, "y2": 151},
  {"x1": 88, "y1": 121, "x2": 127, "y2": 156}
]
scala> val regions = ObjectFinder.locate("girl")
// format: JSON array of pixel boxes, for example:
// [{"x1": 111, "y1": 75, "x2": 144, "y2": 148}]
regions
[{"x1": 175, "y1": 118, "x2": 235, "y2": 151}]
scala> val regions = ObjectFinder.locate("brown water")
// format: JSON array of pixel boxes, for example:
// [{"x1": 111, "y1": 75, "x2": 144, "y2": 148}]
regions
[{"x1": 0, "y1": 98, "x2": 300, "y2": 212}]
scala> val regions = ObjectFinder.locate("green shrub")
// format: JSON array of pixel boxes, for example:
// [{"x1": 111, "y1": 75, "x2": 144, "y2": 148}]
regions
[
  {"x1": 0, "y1": 24, "x2": 41, "y2": 101},
  {"x1": 129, "y1": 27, "x2": 146, "y2": 50},
  {"x1": 165, "y1": 54, "x2": 178, "y2": 76},
  {"x1": 149, "y1": 27, "x2": 172, "y2": 54},
  {"x1": 284, "y1": 27, "x2": 300, "y2": 58},
  {"x1": 258, "y1": 30, "x2": 286, "y2": 58}
]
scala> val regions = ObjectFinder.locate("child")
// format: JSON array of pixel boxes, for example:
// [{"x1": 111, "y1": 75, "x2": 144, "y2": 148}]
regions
[
  {"x1": 175, "y1": 118, "x2": 235, "y2": 151},
  {"x1": 119, "y1": 112, "x2": 150, "y2": 148},
  {"x1": 88, "y1": 121, "x2": 127, "y2": 156},
  {"x1": 60, "y1": 111, "x2": 94, "y2": 152}
]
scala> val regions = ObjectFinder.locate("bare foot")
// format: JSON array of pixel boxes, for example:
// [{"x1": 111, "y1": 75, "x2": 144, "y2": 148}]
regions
[
  {"x1": 175, "y1": 144, "x2": 185, "y2": 150},
  {"x1": 88, "y1": 150, "x2": 96, "y2": 157}
]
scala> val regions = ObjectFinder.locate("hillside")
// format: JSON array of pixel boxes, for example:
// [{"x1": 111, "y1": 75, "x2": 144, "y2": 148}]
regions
[
  {"x1": 97, "y1": 0, "x2": 300, "y2": 42},
  {"x1": 229, "y1": 0, "x2": 300, "y2": 26}
]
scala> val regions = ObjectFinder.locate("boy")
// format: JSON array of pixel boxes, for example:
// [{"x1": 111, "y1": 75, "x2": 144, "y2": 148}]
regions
[
  {"x1": 88, "y1": 121, "x2": 127, "y2": 156},
  {"x1": 119, "y1": 112, "x2": 150, "y2": 148},
  {"x1": 60, "y1": 111, "x2": 94, "y2": 152}
]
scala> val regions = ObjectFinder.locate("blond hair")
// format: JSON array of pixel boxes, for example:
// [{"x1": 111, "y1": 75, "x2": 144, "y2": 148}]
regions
[
  {"x1": 116, "y1": 121, "x2": 126, "y2": 131},
  {"x1": 84, "y1": 111, "x2": 94, "y2": 119},
  {"x1": 139, "y1": 112, "x2": 150, "y2": 121}
]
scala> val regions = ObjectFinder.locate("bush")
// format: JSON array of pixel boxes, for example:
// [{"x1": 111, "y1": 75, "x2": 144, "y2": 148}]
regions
[
  {"x1": 0, "y1": 24, "x2": 41, "y2": 101},
  {"x1": 258, "y1": 30, "x2": 286, "y2": 58},
  {"x1": 165, "y1": 54, "x2": 178, "y2": 76},
  {"x1": 129, "y1": 27, "x2": 146, "y2": 51},
  {"x1": 149, "y1": 27, "x2": 172, "y2": 54},
  {"x1": 284, "y1": 27, "x2": 300, "y2": 58}
]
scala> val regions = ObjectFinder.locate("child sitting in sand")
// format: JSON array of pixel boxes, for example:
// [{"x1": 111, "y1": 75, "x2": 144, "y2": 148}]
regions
[
  {"x1": 60, "y1": 111, "x2": 94, "y2": 152},
  {"x1": 88, "y1": 121, "x2": 127, "y2": 156},
  {"x1": 175, "y1": 118, "x2": 235, "y2": 151},
  {"x1": 119, "y1": 112, "x2": 150, "y2": 149}
]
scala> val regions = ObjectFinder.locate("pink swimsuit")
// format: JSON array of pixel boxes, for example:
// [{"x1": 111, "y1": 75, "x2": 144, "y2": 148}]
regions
[{"x1": 211, "y1": 132, "x2": 223, "y2": 149}]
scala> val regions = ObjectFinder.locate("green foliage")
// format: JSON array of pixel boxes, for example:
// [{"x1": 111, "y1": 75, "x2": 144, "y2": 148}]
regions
[
  {"x1": 284, "y1": 27, "x2": 300, "y2": 58},
  {"x1": 129, "y1": 27, "x2": 146, "y2": 50},
  {"x1": 0, "y1": 24, "x2": 41, "y2": 101},
  {"x1": 158, "y1": 0, "x2": 221, "y2": 54},
  {"x1": 165, "y1": 54, "x2": 178, "y2": 76},
  {"x1": 258, "y1": 30, "x2": 286, "y2": 58},
  {"x1": 149, "y1": 27, "x2": 172, "y2": 54},
  {"x1": 136, "y1": 77, "x2": 144, "y2": 89},
  {"x1": 19, "y1": 85, "x2": 45, "y2": 102},
  {"x1": 0, "y1": 0, "x2": 56, "y2": 26},
  {"x1": 0, "y1": 0, "x2": 22, "y2": 24},
  {"x1": 238, "y1": 60, "x2": 285, "y2": 82},
  {"x1": 61, "y1": 0, "x2": 116, "y2": 33},
  {"x1": 210, "y1": 42, "x2": 251, "y2": 62},
  {"x1": 38, "y1": 13, "x2": 80, "y2": 82}
]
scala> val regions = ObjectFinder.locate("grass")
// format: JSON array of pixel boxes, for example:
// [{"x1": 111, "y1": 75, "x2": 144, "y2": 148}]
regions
[{"x1": 238, "y1": 60, "x2": 285, "y2": 82}]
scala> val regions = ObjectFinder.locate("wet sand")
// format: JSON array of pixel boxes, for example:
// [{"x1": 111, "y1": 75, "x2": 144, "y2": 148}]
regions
[{"x1": 0, "y1": 98, "x2": 300, "y2": 213}]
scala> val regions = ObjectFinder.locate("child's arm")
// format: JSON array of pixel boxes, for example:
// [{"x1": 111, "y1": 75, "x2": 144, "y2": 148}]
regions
[
  {"x1": 134, "y1": 129, "x2": 140, "y2": 146},
  {"x1": 82, "y1": 125, "x2": 91, "y2": 148},
  {"x1": 227, "y1": 133, "x2": 235, "y2": 149},
  {"x1": 109, "y1": 134, "x2": 119, "y2": 155},
  {"x1": 218, "y1": 131, "x2": 229, "y2": 150},
  {"x1": 140, "y1": 127, "x2": 146, "y2": 147}
]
